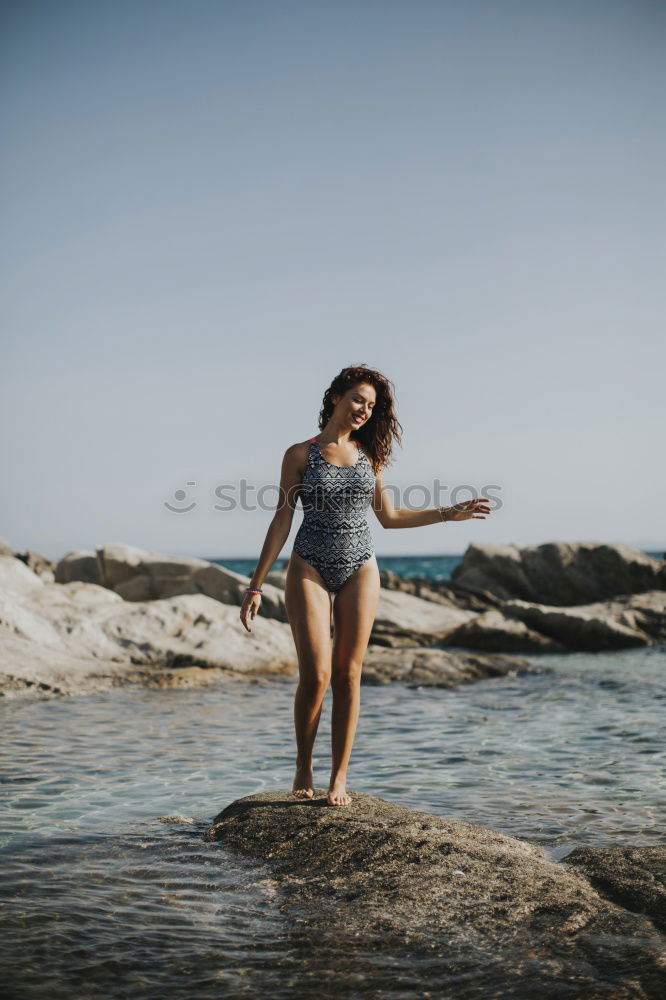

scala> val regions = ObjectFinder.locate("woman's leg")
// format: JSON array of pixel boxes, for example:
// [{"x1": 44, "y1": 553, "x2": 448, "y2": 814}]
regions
[
  {"x1": 329, "y1": 555, "x2": 381, "y2": 806},
  {"x1": 285, "y1": 550, "x2": 334, "y2": 798}
]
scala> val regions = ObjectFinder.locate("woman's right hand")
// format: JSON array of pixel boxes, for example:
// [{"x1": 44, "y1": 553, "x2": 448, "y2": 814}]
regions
[{"x1": 240, "y1": 591, "x2": 262, "y2": 633}]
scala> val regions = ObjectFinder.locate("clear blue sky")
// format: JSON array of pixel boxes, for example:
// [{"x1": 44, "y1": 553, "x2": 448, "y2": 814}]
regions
[{"x1": 1, "y1": 0, "x2": 664, "y2": 561}]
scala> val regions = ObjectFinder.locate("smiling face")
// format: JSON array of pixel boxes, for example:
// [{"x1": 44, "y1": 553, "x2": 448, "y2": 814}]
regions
[{"x1": 333, "y1": 381, "x2": 377, "y2": 430}]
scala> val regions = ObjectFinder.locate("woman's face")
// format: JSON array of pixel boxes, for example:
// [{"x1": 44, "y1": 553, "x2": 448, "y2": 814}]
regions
[{"x1": 334, "y1": 382, "x2": 377, "y2": 430}]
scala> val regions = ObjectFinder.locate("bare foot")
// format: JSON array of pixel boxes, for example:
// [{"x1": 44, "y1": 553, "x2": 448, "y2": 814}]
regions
[
  {"x1": 327, "y1": 777, "x2": 351, "y2": 807},
  {"x1": 292, "y1": 762, "x2": 315, "y2": 799}
]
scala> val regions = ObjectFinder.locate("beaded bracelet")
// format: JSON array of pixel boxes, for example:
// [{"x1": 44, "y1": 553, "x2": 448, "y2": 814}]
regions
[{"x1": 245, "y1": 588, "x2": 263, "y2": 595}]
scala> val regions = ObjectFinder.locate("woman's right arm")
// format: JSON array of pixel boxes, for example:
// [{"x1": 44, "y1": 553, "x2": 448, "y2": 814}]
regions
[{"x1": 240, "y1": 444, "x2": 305, "y2": 632}]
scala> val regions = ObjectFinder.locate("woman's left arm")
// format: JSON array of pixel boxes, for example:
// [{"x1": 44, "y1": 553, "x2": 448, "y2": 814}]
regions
[{"x1": 371, "y1": 471, "x2": 491, "y2": 528}]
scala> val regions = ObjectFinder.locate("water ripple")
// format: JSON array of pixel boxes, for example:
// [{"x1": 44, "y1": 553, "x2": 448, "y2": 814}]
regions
[{"x1": 1, "y1": 644, "x2": 664, "y2": 997}]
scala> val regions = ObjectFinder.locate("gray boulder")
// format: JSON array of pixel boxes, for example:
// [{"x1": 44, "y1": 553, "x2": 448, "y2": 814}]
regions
[
  {"x1": 54, "y1": 543, "x2": 288, "y2": 622},
  {"x1": 498, "y1": 591, "x2": 666, "y2": 651},
  {"x1": 452, "y1": 541, "x2": 665, "y2": 605},
  {"x1": 375, "y1": 591, "x2": 666, "y2": 655},
  {"x1": 442, "y1": 607, "x2": 568, "y2": 653},
  {"x1": 55, "y1": 550, "x2": 101, "y2": 585}
]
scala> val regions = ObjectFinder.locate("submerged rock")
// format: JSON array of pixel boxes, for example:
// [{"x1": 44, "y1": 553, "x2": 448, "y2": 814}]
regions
[{"x1": 205, "y1": 790, "x2": 665, "y2": 997}]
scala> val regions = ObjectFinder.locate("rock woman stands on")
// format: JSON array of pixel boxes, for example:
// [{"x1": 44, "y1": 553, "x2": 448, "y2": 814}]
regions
[{"x1": 240, "y1": 364, "x2": 491, "y2": 807}]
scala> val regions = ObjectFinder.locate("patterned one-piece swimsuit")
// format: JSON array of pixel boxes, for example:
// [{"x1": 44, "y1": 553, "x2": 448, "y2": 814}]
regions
[{"x1": 293, "y1": 436, "x2": 376, "y2": 593}]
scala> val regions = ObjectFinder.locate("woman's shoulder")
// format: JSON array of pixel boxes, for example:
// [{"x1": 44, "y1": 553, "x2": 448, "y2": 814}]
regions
[
  {"x1": 282, "y1": 438, "x2": 314, "y2": 475},
  {"x1": 286, "y1": 437, "x2": 316, "y2": 457},
  {"x1": 284, "y1": 436, "x2": 315, "y2": 452}
]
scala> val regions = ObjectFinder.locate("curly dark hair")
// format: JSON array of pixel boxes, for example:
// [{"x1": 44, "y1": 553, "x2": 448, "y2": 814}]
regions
[{"x1": 317, "y1": 364, "x2": 403, "y2": 473}]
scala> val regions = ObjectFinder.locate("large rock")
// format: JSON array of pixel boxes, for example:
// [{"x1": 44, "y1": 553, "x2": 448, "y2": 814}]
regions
[
  {"x1": 442, "y1": 607, "x2": 568, "y2": 653},
  {"x1": 55, "y1": 550, "x2": 101, "y2": 585},
  {"x1": 376, "y1": 591, "x2": 666, "y2": 655},
  {"x1": 96, "y1": 543, "x2": 211, "y2": 600},
  {"x1": 452, "y1": 541, "x2": 666, "y2": 605},
  {"x1": 498, "y1": 592, "x2": 666, "y2": 651},
  {"x1": 374, "y1": 555, "x2": 666, "y2": 654},
  {"x1": 205, "y1": 791, "x2": 665, "y2": 997},
  {"x1": 55, "y1": 543, "x2": 288, "y2": 622},
  {"x1": 0, "y1": 556, "x2": 296, "y2": 698}
]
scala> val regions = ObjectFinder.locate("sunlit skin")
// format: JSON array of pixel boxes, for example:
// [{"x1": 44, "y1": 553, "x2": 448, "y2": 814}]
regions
[{"x1": 239, "y1": 381, "x2": 491, "y2": 807}]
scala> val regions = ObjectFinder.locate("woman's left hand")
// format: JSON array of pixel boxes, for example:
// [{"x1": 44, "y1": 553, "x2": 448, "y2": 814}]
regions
[{"x1": 444, "y1": 497, "x2": 491, "y2": 522}]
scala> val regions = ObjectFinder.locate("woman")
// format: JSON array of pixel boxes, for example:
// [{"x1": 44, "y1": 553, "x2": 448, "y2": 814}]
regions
[{"x1": 239, "y1": 365, "x2": 490, "y2": 808}]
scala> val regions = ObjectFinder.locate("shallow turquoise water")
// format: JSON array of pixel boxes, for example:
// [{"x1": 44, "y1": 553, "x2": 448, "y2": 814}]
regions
[{"x1": 1, "y1": 644, "x2": 664, "y2": 997}]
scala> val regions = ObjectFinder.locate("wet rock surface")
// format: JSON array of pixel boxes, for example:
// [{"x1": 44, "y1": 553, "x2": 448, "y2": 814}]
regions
[
  {"x1": 562, "y1": 845, "x2": 666, "y2": 933},
  {"x1": 206, "y1": 790, "x2": 666, "y2": 998}
]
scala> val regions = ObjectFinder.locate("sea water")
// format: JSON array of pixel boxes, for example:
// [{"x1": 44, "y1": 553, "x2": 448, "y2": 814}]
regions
[{"x1": 1, "y1": 556, "x2": 664, "y2": 998}]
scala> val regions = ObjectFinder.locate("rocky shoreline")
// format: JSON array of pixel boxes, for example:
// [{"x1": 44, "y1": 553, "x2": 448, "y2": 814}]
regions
[
  {"x1": 3, "y1": 536, "x2": 664, "y2": 994},
  {"x1": 205, "y1": 790, "x2": 666, "y2": 997},
  {"x1": 1, "y1": 537, "x2": 664, "y2": 699}
]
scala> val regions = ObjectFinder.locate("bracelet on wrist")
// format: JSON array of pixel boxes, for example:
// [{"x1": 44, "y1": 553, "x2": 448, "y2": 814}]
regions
[
  {"x1": 439, "y1": 507, "x2": 448, "y2": 522},
  {"x1": 245, "y1": 587, "x2": 263, "y2": 595}
]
